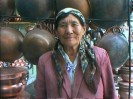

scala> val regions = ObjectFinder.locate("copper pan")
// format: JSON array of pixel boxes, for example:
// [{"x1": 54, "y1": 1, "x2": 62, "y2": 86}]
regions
[
  {"x1": 22, "y1": 26, "x2": 56, "y2": 65},
  {"x1": 56, "y1": 0, "x2": 90, "y2": 19},
  {"x1": 0, "y1": 67, "x2": 29, "y2": 98},
  {"x1": 96, "y1": 26, "x2": 129, "y2": 69},
  {"x1": 0, "y1": 0, "x2": 15, "y2": 20},
  {"x1": 1, "y1": 82, "x2": 26, "y2": 98},
  {"x1": 0, "y1": 27, "x2": 24, "y2": 62},
  {"x1": 15, "y1": 0, "x2": 55, "y2": 22},
  {"x1": 0, "y1": 67, "x2": 28, "y2": 85},
  {"x1": 89, "y1": 0, "x2": 131, "y2": 29}
]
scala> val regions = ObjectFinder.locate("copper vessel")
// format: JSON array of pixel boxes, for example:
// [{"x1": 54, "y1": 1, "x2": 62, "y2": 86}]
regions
[
  {"x1": 0, "y1": 27, "x2": 24, "y2": 62},
  {"x1": 0, "y1": 67, "x2": 29, "y2": 98},
  {"x1": 56, "y1": 0, "x2": 90, "y2": 19},
  {"x1": 22, "y1": 28, "x2": 56, "y2": 65},
  {"x1": 96, "y1": 26, "x2": 129, "y2": 69},
  {"x1": 118, "y1": 66, "x2": 133, "y2": 82},
  {"x1": 118, "y1": 81, "x2": 133, "y2": 99},
  {"x1": 0, "y1": 0, "x2": 15, "y2": 20},
  {"x1": 89, "y1": 0, "x2": 131, "y2": 29},
  {"x1": 15, "y1": 0, "x2": 55, "y2": 21}
]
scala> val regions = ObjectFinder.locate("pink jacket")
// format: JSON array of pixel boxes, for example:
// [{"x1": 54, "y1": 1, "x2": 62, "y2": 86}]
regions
[{"x1": 35, "y1": 46, "x2": 118, "y2": 99}]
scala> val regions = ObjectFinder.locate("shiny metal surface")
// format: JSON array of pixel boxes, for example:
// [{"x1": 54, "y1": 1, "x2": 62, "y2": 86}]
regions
[
  {"x1": 96, "y1": 26, "x2": 129, "y2": 69},
  {"x1": 56, "y1": 0, "x2": 90, "y2": 19},
  {"x1": 0, "y1": 67, "x2": 28, "y2": 98},
  {"x1": 15, "y1": 0, "x2": 55, "y2": 21},
  {"x1": 0, "y1": 27, "x2": 24, "y2": 62},
  {"x1": 22, "y1": 28, "x2": 56, "y2": 65},
  {"x1": 89, "y1": 0, "x2": 131, "y2": 29}
]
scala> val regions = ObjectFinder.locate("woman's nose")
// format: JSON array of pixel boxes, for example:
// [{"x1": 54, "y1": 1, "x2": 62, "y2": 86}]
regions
[{"x1": 65, "y1": 25, "x2": 73, "y2": 34}]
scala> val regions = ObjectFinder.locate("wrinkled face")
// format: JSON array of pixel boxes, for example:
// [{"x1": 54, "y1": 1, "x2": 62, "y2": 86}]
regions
[{"x1": 56, "y1": 14, "x2": 86, "y2": 48}]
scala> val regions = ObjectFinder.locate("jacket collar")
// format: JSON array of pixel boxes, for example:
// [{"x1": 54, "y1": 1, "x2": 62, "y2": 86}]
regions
[{"x1": 62, "y1": 58, "x2": 83, "y2": 98}]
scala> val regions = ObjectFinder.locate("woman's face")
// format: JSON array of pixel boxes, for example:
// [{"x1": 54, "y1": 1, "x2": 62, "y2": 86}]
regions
[{"x1": 56, "y1": 14, "x2": 86, "y2": 48}]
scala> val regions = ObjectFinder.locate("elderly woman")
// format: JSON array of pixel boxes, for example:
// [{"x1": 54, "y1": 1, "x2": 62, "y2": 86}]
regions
[{"x1": 35, "y1": 8, "x2": 118, "y2": 99}]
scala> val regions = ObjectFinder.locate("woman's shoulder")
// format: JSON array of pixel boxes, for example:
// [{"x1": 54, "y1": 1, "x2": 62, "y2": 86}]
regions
[
  {"x1": 92, "y1": 46, "x2": 109, "y2": 60},
  {"x1": 93, "y1": 46, "x2": 107, "y2": 54},
  {"x1": 39, "y1": 51, "x2": 52, "y2": 61}
]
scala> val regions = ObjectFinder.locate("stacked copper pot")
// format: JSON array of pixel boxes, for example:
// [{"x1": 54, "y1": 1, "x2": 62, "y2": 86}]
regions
[
  {"x1": 118, "y1": 59, "x2": 133, "y2": 99},
  {"x1": 0, "y1": 67, "x2": 29, "y2": 98}
]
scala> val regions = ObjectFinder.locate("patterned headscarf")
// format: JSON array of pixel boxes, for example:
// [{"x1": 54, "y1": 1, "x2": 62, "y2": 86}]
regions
[{"x1": 55, "y1": 8, "x2": 86, "y2": 29}]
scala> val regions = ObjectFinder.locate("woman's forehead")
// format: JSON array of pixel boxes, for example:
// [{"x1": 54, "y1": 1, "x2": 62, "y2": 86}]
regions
[
  {"x1": 59, "y1": 14, "x2": 80, "y2": 23},
  {"x1": 55, "y1": 8, "x2": 85, "y2": 27}
]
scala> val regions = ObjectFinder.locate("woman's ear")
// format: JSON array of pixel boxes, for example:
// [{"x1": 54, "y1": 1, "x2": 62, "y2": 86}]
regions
[
  {"x1": 83, "y1": 25, "x2": 87, "y2": 34},
  {"x1": 55, "y1": 30, "x2": 59, "y2": 39}
]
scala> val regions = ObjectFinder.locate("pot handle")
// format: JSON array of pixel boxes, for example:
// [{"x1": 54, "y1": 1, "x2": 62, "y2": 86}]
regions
[
  {"x1": 106, "y1": 26, "x2": 126, "y2": 38},
  {"x1": 19, "y1": 71, "x2": 29, "y2": 85}
]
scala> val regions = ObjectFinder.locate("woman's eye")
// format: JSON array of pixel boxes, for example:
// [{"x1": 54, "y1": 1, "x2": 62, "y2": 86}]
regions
[
  {"x1": 72, "y1": 23, "x2": 78, "y2": 26},
  {"x1": 59, "y1": 24, "x2": 66, "y2": 27}
]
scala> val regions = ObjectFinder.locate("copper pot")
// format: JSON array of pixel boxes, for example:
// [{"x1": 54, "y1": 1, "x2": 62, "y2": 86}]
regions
[
  {"x1": 0, "y1": 67, "x2": 29, "y2": 85},
  {"x1": 56, "y1": 0, "x2": 90, "y2": 19},
  {"x1": 1, "y1": 82, "x2": 26, "y2": 98},
  {"x1": 120, "y1": 73, "x2": 133, "y2": 82},
  {"x1": 96, "y1": 26, "x2": 129, "y2": 69},
  {"x1": 89, "y1": 0, "x2": 131, "y2": 29},
  {"x1": 0, "y1": 0, "x2": 15, "y2": 20},
  {"x1": 22, "y1": 28, "x2": 56, "y2": 65},
  {"x1": 0, "y1": 67, "x2": 29, "y2": 98},
  {"x1": 0, "y1": 27, "x2": 24, "y2": 62},
  {"x1": 15, "y1": 0, "x2": 55, "y2": 21}
]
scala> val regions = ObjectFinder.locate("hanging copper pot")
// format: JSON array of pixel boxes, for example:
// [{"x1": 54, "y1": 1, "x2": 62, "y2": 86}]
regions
[
  {"x1": 96, "y1": 26, "x2": 129, "y2": 69},
  {"x1": 15, "y1": 0, "x2": 55, "y2": 21},
  {"x1": 0, "y1": 0, "x2": 15, "y2": 20},
  {"x1": 0, "y1": 67, "x2": 29, "y2": 98},
  {"x1": 22, "y1": 27, "x2": 56, "y2": 65},
  {"x1": 56, "y1": 0, "x2": 90, "y2": 19},
  {"x1": 0, "y1": 27, "x2": 24, "y2": 62},
  {"x1": 89, "y1": 0, "x2": 131, "y2": 29}
]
